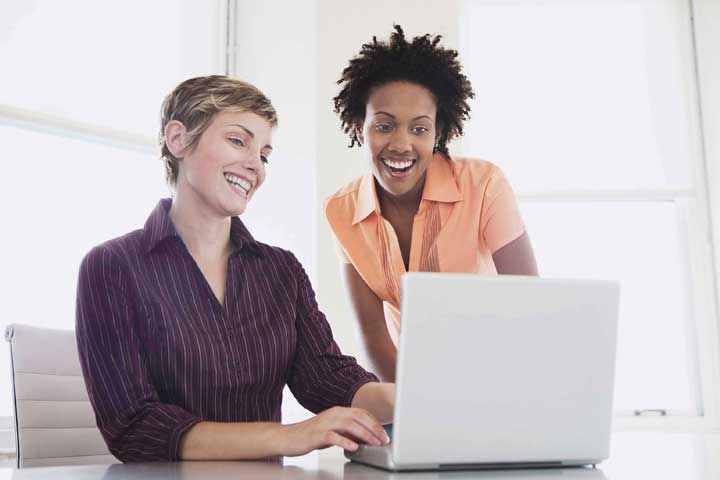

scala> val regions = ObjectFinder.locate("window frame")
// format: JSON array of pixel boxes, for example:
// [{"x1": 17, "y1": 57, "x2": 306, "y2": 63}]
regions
[
  {"x1": 0, "y1": 0, "x2": 231, "y2": 453},
  {"x1": 456, "y1": 0, "x2": 720, "y2": 431}
]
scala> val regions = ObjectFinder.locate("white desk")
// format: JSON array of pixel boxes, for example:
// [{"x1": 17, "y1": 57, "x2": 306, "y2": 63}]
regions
[{"x1": 3, "y1": 432, "x2": 719, "y2": 479}]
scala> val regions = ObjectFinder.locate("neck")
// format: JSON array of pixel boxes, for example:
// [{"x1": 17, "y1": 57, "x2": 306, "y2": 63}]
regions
[
  {"x1": 169, "y1": 184, "x2": 232, "y2": 262},
  {"x1": 377, "y1": 172, "x2": 426, "y2": 216}
]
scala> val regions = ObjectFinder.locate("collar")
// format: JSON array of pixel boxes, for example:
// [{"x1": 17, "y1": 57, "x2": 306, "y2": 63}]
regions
[
  {"x1": 351, "y1": 153, "x2": 462, "y2": 226},
  {"x1": 352, "y1": 173, "x2": 381, "y2": 225},
  {"x1": 142, "y1": 198, "x2": 263, "y2": 256},
  {"x1": 422, "y1": 153, "x2": 463, "y2": 203}
]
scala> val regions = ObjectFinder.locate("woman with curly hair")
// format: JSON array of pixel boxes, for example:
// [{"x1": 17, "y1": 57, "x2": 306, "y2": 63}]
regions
[{"x1": 326, "y1": 26, "x2": 538, "y2": 382}]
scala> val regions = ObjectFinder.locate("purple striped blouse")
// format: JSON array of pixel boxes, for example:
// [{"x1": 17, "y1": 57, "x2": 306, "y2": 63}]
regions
[{"x1": 75, "y1": 199, "x2": 377, "y2": 462}]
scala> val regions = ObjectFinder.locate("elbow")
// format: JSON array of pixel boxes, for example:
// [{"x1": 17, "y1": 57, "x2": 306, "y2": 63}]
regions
[
  {"x1": 106, "y1": 440, "x2": 169, "y2": 463},
  {"x1": 108, "y1": 446, "x2": 135, "y2": 464},
  {"x1": 99, "y1": 426, "x2": 173, "y2": 463},
  {"x1": 102, "y1": 433, "x2": 136, "y2": 463}
]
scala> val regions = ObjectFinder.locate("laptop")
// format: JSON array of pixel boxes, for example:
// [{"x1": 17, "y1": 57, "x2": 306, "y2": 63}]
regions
[
  {"x1": 343, "y1": 460, "x2": 609, "y2": 479},
  {"x1": 346, "y1": 273, "x2": 620, "y2": 471}
]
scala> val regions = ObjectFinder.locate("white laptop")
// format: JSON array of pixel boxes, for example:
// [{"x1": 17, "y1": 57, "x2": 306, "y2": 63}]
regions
[{"x1": 346, "y1": 273, "x2": 620, "y2": 471}]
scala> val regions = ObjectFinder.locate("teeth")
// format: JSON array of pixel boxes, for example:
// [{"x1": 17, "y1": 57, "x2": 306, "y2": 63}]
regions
[
  {"x1": 224, "y1": 173, "x2": 252, "y2": 193},
  {"x1": 382, "y1": 158, "x2": 415, "y2": 170}
]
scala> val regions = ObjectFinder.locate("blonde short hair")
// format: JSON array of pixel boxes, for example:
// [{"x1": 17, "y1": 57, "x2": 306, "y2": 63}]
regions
[{"x1": 159, "y1": 75, "x2": 278, "y2": 186}]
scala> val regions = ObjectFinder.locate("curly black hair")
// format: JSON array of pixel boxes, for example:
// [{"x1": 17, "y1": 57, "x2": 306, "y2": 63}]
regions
[{"x1": 334, "y1": 25, "x2": 475, "y2": 157}]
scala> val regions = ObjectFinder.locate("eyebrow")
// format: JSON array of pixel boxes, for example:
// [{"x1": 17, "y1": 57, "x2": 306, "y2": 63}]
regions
[
  {"x1": 228, "y1": 123, "x2": 255, "y2": 138},
  {"x1": 373, "y1": 112, "x2": 433, "y2": 122},
  {"x1": 227, "y1": 123, "x2": 273, "y2": 150}
]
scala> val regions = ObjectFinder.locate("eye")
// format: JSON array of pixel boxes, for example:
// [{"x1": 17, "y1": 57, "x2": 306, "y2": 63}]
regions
[
  {"x1": 375, "y1": 123, "x2": 393, "y2": 133},
  {"x1": 229, "y1": 137, "x2": 245, "y2": 147},
  {"x1": 260, "y1": 155, "x2": 269, "y2": 165},
  {"x1": 412, "y1": 126, "x2": 430, "y2": 135}
]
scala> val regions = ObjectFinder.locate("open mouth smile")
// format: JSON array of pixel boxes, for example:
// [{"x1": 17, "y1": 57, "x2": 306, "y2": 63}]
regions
[
  {"x1": 224, "y1": 173, "x2": 253, "y2": 196},
  {"x1": 381, "y1": 156, "x2": 417, "y2": 176}
]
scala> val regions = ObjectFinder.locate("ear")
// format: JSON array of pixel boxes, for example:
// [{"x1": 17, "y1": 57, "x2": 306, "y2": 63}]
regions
[
  {"x1": 434, "y1": 120, "x2": 444, "y2": 144},
  {"x1": 434, "y1": 125, "x2": 444, "y2": 149},
  {"x1": 355, "y1": 126, "x2": 364, "y2": 145},
  {"x1": 164, "y1": 120, "x2": 188, "y2": 158}
]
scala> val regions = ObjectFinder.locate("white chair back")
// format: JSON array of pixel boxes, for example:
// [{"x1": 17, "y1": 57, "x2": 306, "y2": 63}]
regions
[{"x1": 5, "y1": 323, "x2": 118, "y2": 467}]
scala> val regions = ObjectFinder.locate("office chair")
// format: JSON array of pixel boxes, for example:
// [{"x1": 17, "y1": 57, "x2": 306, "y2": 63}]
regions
[{"x1": 5, "y1": 323, "x2": 117, "y2": 467}]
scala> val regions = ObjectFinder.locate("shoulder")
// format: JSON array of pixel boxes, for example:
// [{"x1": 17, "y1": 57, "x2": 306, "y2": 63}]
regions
[
  {"x1": 248, "y1": 241, "x2": 316, "y2": 291},
  {"x1": 82, "y1": 229, "x2": 144, "y2": 265},
  {"x1": 447, "y1": 156, "x2": 514, "y2": 198},
  {"x1": 248, "y1": 240, "x2": 305, "y2": 274},
  {"x1": 323, "y1": 176, "x2": 363, "y2": 223},
  {"x1": 79, "y1": 230, "x2": 144, "y2": 281},
  {"x1": 448, "y1": 156, "x2": 504, "y2": 185},
  {"x1": 252, "y1": 240, "x2": 295, "y2": 263}
]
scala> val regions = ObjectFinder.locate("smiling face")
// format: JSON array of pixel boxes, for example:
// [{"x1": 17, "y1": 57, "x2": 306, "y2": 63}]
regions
[
  {"x1": 174, "y1": 110, "x2": 273, "y2": 218},
  {"x1": 358, "y1": 81, "x2": 438, "y2": 197}
]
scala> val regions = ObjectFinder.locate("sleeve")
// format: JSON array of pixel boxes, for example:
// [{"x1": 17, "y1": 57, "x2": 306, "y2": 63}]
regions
[
  {"x1": 286, "y1": 254, "x2": 378, "y2": 412},
  {"x1": 480, "y1": 165, "x2": 526, "y2": 254},
  {"x1": 324, "y1": 196, "x2": 352, "y2": 264},
  {"x1": 75, "y1": 246, "x2": 201, "y2": 462}
]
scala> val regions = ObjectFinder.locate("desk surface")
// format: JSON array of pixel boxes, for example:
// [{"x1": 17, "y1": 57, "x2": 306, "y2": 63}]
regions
[{"x1": 2, "y1": 432, "x2": 719, "y2": 479}]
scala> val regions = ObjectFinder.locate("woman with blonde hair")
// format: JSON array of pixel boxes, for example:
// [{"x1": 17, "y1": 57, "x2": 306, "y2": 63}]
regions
[{"x1": 76, "y1": 75, "x2": 393, "y2": 462}]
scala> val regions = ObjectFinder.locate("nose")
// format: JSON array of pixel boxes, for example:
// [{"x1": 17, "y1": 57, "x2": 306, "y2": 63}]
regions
[
  {"x1": 244, "y1": 148, "x2": 264, "y2": 171},
  {"x1": 388, "y1": 129, "x2": 412, "y2": 153}
]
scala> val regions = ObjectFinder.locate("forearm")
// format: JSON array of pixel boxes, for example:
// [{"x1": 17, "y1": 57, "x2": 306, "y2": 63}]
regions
[
  {"x1": 179, "y1": 421, "x2": 286, "y2": 460},
  {"x1": 351, "y1": 382, "x2": 395, "y2": 424},
  {"x1": 360, "y1": 329, "x2": 398, "y2": 382},
  {"x1": 342, "y1": 264, "x2": 398, "y2": 382}
]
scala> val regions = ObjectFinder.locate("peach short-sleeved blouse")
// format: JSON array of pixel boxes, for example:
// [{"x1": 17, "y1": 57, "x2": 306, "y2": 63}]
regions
[{"x1": 324, "y1": 154, "x2": 525, "y2": 345}]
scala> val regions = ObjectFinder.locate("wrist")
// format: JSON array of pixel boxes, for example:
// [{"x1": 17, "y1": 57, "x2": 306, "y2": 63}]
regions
[
  {"x1": 269, "y1": 422, "x2": 294, "y2": 456},
  {"x1": 352, "y1": 382, "x2": 395, "y2": 424}
]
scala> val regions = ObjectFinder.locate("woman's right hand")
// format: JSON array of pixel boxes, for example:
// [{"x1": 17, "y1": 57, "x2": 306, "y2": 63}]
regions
[{"x1": 278, "y1": 406, "x2": 390, "y2": 456}]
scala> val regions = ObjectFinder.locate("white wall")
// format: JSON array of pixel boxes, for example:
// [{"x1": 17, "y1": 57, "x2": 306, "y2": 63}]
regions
[
  {"x1": 232, "y1": 0, "x2": 319, "y2": 283},
  {"x1": 234, "y1": 0, "x2": 460, "y2": 364},
  {"x1": 314, "y1": 0, "x2": 461, "y2": 361}
]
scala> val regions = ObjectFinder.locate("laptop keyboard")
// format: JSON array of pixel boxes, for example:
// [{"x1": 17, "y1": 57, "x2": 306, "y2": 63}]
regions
[{"x1": 383, "y1": 424, "x2": 393, "y2": 443}]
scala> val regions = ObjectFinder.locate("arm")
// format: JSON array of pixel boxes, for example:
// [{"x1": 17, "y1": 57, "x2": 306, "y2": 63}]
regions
[
  {"x1": 181, "y1": 411, "x2": 390, "y2": 458},
  {"x1": 492, "y1": 231, "x2": 538, "y2": 275},
  {"x1": 342, "y1": 264, "x2": 398, "y2": 382},
  {"x1": 286, "y1": 253, "x2": 379, "y2": 413},
  {"x1": 351, "y1": 382, "x2": 395, "y2": 424},
  {"x1": 285, "y1": 253, "x2": 392, "y2": 450},
  {"x1": 481, "y1": 165, "x2": 538, "y2": 276},
  {"x1": 179, "y1": 422, "x2": 284, "y2": 459},
  {"x1": 76, "y1": 247, "x2": 200, "y2": 462},
  {"x1": 180, "y1": 406, "x2": 395, "y2": 459}
]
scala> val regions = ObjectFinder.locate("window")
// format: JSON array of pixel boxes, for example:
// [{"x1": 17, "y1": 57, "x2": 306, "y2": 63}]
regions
[
  {"x1": 460, "y1": 0, "x2": 718, "y2": 423},
  {"x1": 0, "y1": 0, "x2": 225, "y2": 443},
  {"x1": 0, "y1": 0, "x2": 224, "y2": 136},
  {"x1": 0, "y1": 0, "x2": 320, "y2": 446}
]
